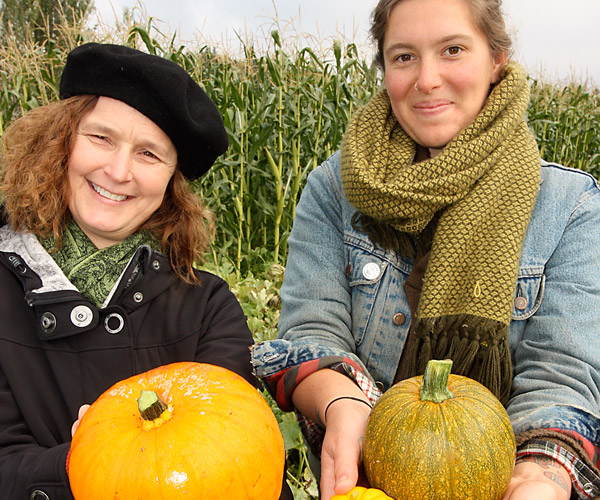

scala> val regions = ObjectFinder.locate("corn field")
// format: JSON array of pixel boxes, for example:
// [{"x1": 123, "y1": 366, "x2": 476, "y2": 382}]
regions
[
  {"x1": 1, "y1": 11, "x2": 599, "y2": 499},
  {"x1": 2, "y1": 13, "x2": 598, "y2": 275}
]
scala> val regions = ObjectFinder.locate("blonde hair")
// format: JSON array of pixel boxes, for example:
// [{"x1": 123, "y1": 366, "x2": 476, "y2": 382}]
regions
[
  {"x1": 370, "y1": 0, "x2": 512, "y2": 69},
  {"x1": 0, "y1": 95, "x2": 214, "y2": 283}
]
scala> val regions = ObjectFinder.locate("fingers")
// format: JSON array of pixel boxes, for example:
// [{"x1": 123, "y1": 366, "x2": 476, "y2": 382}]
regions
[
  {"x1": 319, "y1": 422, "x2": 363, "y2": 499},
  {"x1": 319, "y1": 447, "x2": 337, "y2": 499},
  {"x1": 502, "y1": 460, "x2": 571, "y2": 500},
  {"x1": 320, "y1": 444, "x2": 360, "y2": 500},
  {"x1": 71, "y1": 419, "x2": 80, "y2": 437},
  {"x1": 333, "y1": 453, "x2": 360, "y2": 495},
  {"x1": 78, "y1": 404, "x2": 90, "y2": 419},
  {"x1": 71, "y1": 404, "x2": 91, "y2": 437}
]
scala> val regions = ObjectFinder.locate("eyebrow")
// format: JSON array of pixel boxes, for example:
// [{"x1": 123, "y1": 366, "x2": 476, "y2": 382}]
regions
[{"x1": 385, "y1": 34, "x2": 474, "y2": 57}]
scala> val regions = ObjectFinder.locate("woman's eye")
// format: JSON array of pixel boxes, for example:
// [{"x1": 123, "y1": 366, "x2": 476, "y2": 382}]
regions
[
  {"x1": 446, "y1": 46, "x2": 462, "y2": 55},
  {"x1": 89, "y1": 134, "x2": 107, "y2": 141},
  {"x1": 141, "y1": 151, "x2": 159, "y2": 160},
  {"x1": 396, "y1": 53, "x2": 413, "y2": 63}
]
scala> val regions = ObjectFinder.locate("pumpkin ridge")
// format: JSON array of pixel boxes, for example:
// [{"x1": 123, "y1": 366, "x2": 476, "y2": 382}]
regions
[
  {"x1": 437, "y1": 391, "x2": 515, "y2": 499},
  {"x1": 163, "y1": 396, "x2": 282, "y2": 497},
  {"x1": 70, "y1": 408, "x2": 146, "y2": 498},
  {"x1": 106, "y1": 427, "x2": 154, "y2": 498},
  {"x1": 398, "y1": 399, "x2": 432, "y2": 498},
  {"x1": 437, "y1": 402, "x2": 454, "y2": 500},
  {"x1": 451, "y1": 392, "x2": 516, "y2": 449}
]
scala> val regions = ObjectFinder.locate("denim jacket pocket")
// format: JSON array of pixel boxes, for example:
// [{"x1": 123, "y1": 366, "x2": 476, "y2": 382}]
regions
[
  {"x1": 346, "y1": 246, "x2": 389, "y2": 345},
  {"x1": 512, "y1": 269, "x2": 545, "y2": 320}
]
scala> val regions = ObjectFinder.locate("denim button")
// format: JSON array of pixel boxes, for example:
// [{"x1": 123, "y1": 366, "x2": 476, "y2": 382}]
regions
[
  {"x1": 133, "y1": 292, "x2": 144, "y2": 303},
  {"x1": 514, "y1": 296, "x2": 528, "y2": 310},
  {"x1": 393, "y1": 313, "x2": 406, "y2": 326},
  {"x1": 362, "y1": 263, "x2": 380, "y2": 280}
]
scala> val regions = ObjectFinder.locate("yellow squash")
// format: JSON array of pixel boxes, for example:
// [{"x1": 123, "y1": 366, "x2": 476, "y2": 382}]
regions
[{"x1": 331, "y1": 486, "x2": 394, "y2": 499}]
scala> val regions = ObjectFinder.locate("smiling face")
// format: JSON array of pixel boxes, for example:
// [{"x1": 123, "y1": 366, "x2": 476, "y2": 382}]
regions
[
  {"x1": 383, "y1": 0, "x2": 506, "y2": 154},
  {"x1": 67, "y1": 96, "x2": 177, "y2": 248}
]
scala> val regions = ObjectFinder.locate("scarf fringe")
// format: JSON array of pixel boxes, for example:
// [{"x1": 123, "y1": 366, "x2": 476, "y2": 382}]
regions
[{"x1": 401, "y1": 314, "x2": 513, "y2": 405}]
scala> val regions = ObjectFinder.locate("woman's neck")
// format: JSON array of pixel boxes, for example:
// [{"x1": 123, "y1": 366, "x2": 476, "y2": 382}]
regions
[{"x1": 414, "y1": 144, "x2": 443, "y2": 162}]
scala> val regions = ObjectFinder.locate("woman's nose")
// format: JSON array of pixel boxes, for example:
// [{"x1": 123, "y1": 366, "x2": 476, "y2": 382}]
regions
[
  {"x1": 104, "y1": 149, "x2": 133, "y2": 182},
  {"x1": 414, "y1": 59, "x2": 442, "y2": 94}
]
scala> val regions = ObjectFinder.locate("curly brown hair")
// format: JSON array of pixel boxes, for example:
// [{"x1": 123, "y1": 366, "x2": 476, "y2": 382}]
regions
[
  {"x1": 370, "y1": 0, "x2": 513, "y2": 70},
  {"x1": 0, "y1": 95, "x2": 214, "y2": 283}
]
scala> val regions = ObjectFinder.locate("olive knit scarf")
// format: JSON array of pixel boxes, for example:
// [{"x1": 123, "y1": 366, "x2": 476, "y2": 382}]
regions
[
  {"x1": 340, "y1": 62, "x2": 540, "y2": 404},
  {"x1": 40, "y1": 221, "x2": 157, "y2": 307}
]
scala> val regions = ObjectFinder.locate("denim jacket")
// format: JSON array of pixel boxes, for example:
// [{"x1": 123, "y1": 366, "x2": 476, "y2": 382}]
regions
[{"x1": 252, "y1": 151, "x2": 600, "y2": 463}]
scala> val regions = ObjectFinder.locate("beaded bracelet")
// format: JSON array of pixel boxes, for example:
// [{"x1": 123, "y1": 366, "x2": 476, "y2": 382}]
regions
[{"x1": 324, "y1": 395, "x2": 373, "y2": 424}]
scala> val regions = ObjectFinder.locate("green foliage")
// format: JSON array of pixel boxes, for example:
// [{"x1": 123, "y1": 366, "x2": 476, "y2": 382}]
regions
[
  {"x1": 0, "y1": 0, "x2": 91, "y2": 45},
  {"x1": 201, "y1": 260, "x2": 285, "y2": 343},
  {"x1": 528, "y1": 78, "x2": 600, "y2": 179}
]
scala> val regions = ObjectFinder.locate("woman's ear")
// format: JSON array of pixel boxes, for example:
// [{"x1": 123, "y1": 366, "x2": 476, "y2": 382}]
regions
[{"x1": 491, "y1": 50, "x2": 508, "y2": 83}]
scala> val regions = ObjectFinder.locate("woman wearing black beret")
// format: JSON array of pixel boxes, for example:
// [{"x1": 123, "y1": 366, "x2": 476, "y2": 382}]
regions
[{"x1": 0, "y1": 43, "x2": 292, "y2": 499}]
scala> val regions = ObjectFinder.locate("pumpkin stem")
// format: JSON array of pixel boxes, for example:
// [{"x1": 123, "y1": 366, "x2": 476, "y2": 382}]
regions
[
  {"x1": 137, "y1": 390, "x2": 169, "y2": 421},
  {"x1": 419, "y1": 359, "x2": 454, "y2": 403}
]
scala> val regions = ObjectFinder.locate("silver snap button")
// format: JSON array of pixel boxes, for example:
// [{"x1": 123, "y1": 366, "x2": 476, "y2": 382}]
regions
[
  {"x1": 31, "y1": 490, "x2": 50, "y2": 500},
  {"x1": 514, "y1": 296, "x2": 528, "y2": 311},
  {"x1": 104, "y1": 313, "x2": 125, "y2": 334},
  {"x1": 70, "y1": 305, "x2": 93, "y2": 327},
  {"x1": 41, "y1": 312, "x2": 56, "y2": 334},
  {"x1": 583, "y1": 483, "x2": 594, "y2": 494},
  {"x1": 133, "y1": 292, "x2": 144, "y2": 303},
  {"x1": 362, "y1": 262, "x2": 380, "y2": 280},
  {"x1": 152, "y1": 260, "x2": 161, "y2": 270}
]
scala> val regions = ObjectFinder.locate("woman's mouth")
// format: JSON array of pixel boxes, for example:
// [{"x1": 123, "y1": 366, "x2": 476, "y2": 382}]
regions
[
  {"x1": 91, "y1": 182, "x2": 128, "y2": 202},
  {"x1": 413, "y1": 100, "x2": 452, "y2": 114}
]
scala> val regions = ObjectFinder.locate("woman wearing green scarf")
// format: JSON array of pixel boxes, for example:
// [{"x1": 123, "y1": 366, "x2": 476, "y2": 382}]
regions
[
  {"x1": 0, "y1": 44, "x2": 292, "y2": 500},
  {"x1": 251, "y1": 0, "x2": 600, "y2": 499}
]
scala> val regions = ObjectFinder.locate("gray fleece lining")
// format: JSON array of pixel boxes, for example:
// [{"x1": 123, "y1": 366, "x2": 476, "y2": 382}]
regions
[{"x1": 0, "y1": 226, "x2": 77, "y2": 294}]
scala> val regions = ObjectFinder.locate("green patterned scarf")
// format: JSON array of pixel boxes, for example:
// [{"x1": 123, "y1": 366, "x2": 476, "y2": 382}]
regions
[
  {"x1": 40, "y1": 221, "x2": 158, "y2": 307},
  {"x1": 340, "y1": 62, "x2": 540, "y2": 404}
]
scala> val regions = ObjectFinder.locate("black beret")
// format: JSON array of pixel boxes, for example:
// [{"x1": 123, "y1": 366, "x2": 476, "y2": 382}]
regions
[{"x1": 59, "y1": 43, "x2": 228, "y2": 180}]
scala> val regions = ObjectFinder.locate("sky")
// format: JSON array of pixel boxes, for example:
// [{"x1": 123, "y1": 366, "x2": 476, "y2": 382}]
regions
[{"x1": 91, "y1": 0, "x2": 600, "y2": 86}]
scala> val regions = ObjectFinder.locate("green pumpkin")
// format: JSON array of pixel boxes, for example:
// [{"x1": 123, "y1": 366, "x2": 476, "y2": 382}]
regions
[{"x1": 363, "y1": 359, "x2": 515, "y2": 500}]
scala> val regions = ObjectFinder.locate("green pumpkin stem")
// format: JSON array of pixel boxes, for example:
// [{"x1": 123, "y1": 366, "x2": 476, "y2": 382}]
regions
[
  {"x1": 137, "y1": 390, "x2": 168, "y2": 421},
  {"x1": 419, "y1": 359, "x2": 454, "y2": 403}
]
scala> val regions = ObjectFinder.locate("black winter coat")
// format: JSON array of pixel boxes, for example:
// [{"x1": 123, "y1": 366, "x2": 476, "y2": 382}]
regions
[{"x1": 0, "y1": 225, "x2": 291, "y2": 500}]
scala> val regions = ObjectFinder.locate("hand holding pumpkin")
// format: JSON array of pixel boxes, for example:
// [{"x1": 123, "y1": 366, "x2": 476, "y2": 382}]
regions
[
  {"x1": 320, "y1": 396, "x2": 372, "y2": 499},
  {"x1": 501, "y1": 459, "x2": 571, "y2": 500},
  {"x1": 70, "y1": 404, "x2": 90, "y2": 437}
]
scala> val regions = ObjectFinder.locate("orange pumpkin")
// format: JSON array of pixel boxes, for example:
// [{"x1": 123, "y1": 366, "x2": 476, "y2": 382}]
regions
[
  {"x1": 363, "y1": 359, "x2": 515, "y2": 500},
  {"x1": 331, "y1": 486, "x2": 395, "y2": 499},
  {"x1": 68, "y1": 362, "x2": 284, "y2": 499}
]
